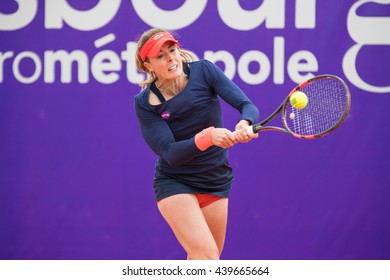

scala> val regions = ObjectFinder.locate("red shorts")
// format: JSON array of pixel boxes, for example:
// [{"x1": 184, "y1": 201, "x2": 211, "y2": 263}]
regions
[
  {"x1": 157, "y1": 193, "x2": 223, "y2": 208},
  {"x1": 194, "y1": 193, "x2": 223, "y2": 208}
]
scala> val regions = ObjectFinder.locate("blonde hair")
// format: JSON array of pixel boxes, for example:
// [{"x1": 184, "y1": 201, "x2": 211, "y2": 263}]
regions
[{"x1": 135, "y1": 28, "x2": 196, "y2": 89}]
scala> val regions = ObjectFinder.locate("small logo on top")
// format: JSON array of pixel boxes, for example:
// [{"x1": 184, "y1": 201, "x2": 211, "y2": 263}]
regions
[{"x1": 161, "y1": 111, "x2": 171, "y2": 119}]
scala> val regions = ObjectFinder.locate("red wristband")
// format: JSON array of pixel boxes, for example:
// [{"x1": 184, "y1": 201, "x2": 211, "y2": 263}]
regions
[{"x1": 195, "y1": 127, "x2": 214, "y2": 151}]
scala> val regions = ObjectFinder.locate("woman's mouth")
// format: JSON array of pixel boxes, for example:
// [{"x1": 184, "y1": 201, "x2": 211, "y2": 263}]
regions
[{"x1": 168, "y1": 64, "x2": 178, "y2": 71}]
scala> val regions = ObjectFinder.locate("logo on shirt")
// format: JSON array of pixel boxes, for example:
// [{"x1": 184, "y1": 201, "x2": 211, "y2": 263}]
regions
[{"x1": 161, "y1": 111, "x2": 171, "y2": 119}]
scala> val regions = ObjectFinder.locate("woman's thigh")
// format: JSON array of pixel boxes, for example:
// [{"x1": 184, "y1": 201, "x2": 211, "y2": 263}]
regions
[
  {"x1": 201, "y1": 197, "x2": 229, "y2": 254},
  {"x1": 157, "y1": 193, "x2": 222, "y2": 259}
]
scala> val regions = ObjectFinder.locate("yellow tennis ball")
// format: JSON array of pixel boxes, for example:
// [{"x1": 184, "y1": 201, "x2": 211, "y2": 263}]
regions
[{"x1": 290, "y1": 91, "x2": 308, "y2": 109}]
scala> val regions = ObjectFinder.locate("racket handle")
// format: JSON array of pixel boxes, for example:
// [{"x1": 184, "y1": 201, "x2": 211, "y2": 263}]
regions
[
  {"x1": 233, "y1": 126, "x2": 257, "y2": 139},
  {"x1": 246, "y1": 125, "x2": 259, "y2": 136}
]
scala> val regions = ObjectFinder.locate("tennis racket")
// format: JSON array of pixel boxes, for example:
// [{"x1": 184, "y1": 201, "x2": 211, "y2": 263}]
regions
[{"x1": 246, "y1": 74, "x2": 351, "y2": 140}]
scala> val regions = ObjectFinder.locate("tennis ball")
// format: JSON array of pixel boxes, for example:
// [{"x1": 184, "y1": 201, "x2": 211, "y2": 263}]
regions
[{"x1": 290, "y1": 91, "x2": 308, "y2": 109}]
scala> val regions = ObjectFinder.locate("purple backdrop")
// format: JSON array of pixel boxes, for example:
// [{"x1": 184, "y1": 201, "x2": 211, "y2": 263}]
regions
[{"x1": 1, "y1": 0, "x2": 390, "y2": 260}]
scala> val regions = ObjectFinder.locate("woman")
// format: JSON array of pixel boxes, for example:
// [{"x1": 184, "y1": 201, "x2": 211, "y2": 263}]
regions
[{"x1": 134, "y1": 28, "x2": 259, "y2": 260}]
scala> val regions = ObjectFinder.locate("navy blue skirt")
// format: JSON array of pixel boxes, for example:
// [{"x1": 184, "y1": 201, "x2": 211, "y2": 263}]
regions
[{"x1": 153, "y1": 161, "x2": 234, "y2": 201}]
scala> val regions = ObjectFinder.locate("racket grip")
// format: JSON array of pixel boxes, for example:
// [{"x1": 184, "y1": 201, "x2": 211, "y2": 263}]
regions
[{"x1": 246, "y1": 125, "x2": 258, "y2": 135}]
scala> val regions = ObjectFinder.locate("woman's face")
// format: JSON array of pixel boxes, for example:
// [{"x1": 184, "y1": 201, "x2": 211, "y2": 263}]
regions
[{"x1": 144, "y1": 42, "x2": 183, "y2": 83}]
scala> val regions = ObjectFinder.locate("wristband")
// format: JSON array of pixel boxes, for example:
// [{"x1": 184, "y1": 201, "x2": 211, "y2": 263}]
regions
[{"x1": 195, "y1": 127, "x2": 214, "y2": 151}]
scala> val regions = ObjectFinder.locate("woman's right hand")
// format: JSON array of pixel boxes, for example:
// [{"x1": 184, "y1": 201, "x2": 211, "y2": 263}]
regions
[{"x1": 211, "y1": 128, "x2": 238, "y2": 149}]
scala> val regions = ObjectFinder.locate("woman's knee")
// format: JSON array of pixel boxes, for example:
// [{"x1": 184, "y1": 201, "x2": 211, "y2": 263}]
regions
[{"x1": 187, "y1": 242, "x2": 220, "y2": 260}]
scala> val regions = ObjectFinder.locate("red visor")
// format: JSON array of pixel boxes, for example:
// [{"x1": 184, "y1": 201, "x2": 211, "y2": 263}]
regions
[{"x1": 140, "y1": 32, "x2": 180, "y2": 61}]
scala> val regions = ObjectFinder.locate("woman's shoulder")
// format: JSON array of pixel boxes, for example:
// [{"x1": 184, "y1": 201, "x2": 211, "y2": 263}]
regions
[
  {"x1": 187, "y1": 59, "x2": 214, "y2": 68},
  {"x1": 134, "y1": 86, "x2": 151, "y2": 107},
  {"x1": 186, "y1": 59, "x2": 219, "y2": 78}
]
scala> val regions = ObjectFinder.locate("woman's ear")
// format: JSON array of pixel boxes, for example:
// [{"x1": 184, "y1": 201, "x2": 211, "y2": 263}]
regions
[{"x1": 143, "y1": 61, "x2": 153, "y2": 73}]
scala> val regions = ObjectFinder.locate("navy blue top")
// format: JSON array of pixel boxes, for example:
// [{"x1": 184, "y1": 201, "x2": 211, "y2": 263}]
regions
[{"x1": 134, "y1": 59, "x2": 259, "y2": 200}]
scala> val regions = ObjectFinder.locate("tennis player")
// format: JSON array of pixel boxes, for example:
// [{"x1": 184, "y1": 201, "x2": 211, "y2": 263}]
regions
[{"x1": 134, "y1": 28, "x2": 259, "y2": 260}]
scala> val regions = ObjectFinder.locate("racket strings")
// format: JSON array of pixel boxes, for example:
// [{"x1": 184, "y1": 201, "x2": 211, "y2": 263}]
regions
[{"x1": 285, "y1": 78, "x2": 349, "y2": 136}]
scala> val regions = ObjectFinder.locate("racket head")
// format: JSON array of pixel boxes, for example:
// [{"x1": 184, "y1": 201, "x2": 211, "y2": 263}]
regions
[{"x1": 283, "y1": 75, "x2": 351, "y2": 139}]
